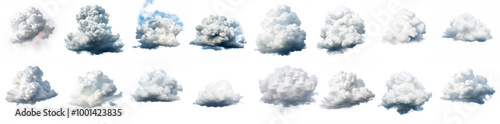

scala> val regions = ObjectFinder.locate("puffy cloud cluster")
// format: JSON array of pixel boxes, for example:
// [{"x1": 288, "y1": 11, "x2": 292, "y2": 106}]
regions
[
  {"x1": 191, "y1": 15, "x2": 246, "y2": 50},
  {"x1": 259, "y1": 66, "x2": 317, "y2": 106},
  {"x1": 136, "y1": 16, "x2": 182, "y2": 49},
  {"x1": 318, "y1": 7, "x2": 365, "y2": 53},
  {"x1": 71, "y1": 70, "x2": 121, "y2": 107},
  {"x1": 321, "y1": 71, "x2": 374, "y2": 109},
  {"x1": 65, "y1": 5, "x2": 123, "y2": 55},
  {"x1": 6, "y1": 66, "x2": 57, "y2": 104},
  {"x1": 195, "y1": 81, "x2": 242, "y2": 107},
  {"x1": 138, "y1": 0, "x2": 183, "y2": 27},
  {"x1": 381, "y1": 72, "x2": 432, "y2": 114},
  {"x1": 383, "y1": 9, "x2": 426, "y2": 44},
  {"x1": 10, "y1": 7, "x2": 54, "y2": 44},
  {"x1": 132, "y1": 70, "x2": 183, "y2": 102},
  {"x1": 442, "y1": 69, "x2": 495, "y2": 104},
  {"x1": 443, "y1": 13, "x2": 492, "y2": 42},
  {"x1": 256, "y1": 5, "x2": 306, "y2": 55}
]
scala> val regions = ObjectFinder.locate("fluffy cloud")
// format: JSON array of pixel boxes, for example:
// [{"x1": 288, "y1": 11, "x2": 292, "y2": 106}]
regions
[
  {"x1": 6, "y1": 66, "x2": 57, "y2": 104},
  {"x1": 256, "y1": 5, "x2": 306, "y2": 55},
  {"x1": 10, "y1": 7, "x2": 54, "y2": 44},
  {"x1": 383, "y1": 9, "x2": 426, "y2": 44},
  {"x1": 259, "y1": 66, "x2": 317, "y2": 106},
  {"x1": 443, "y1": 13, "x2": 492, "y2": 42},
  {"x1": 132, "y1": 70, "x2": 183, "y2": 102},
  {"x1": 321, "y1": 71, "x2": 374, "y2": 109},
  {"x1": 71, "y1": 70, "x2": 121, "y2": 107},
  {"x1": 191, "y1": 15, "x2": 245, "y2": 50},
  {"x1": 442, "y1": 69, "x2": 495, "y2": 104},
  {"x1": 136, "y1": 16, "x2": 182, "y2": 49},
  {"x1": 318, "y1": 7, "x2": 365, "y2": 53},
  {"x1": 195, "y1": 81, "x2": 242, "y2": 107},
  {"x1": 65, "y1": 5, "x2": 123, "y2": 55},
  {"x1": 381, "y1": 72, "x2": 432, "y2": 114}
]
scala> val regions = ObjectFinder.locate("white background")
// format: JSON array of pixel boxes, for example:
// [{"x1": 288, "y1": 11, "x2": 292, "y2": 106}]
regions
[{"x1": 1, "y1": 0, "x2": 499, "y2": 124}]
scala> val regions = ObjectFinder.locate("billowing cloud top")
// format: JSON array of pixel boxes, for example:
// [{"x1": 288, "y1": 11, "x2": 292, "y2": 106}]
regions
[
  {"x1": 195, "y1": 81, "x2": 242, "y2": 107},
  {"x1": 318, "y1": 7, "x2": 365, "y2": 53},
  {"x1": 10, "y1": 7, "x2": 54, "y2": 44},
  {"x1": 6, "y1": 66, "x2": 57, "y2": 104},
  {"x1": 259, "y1": 66, "x2": 317, "y2": 106},
  {"x1": 136, "y1": 16, "x2": 182, "y2": 49},
  {"x1": 256, "y1": 5, "x2": 307, "y2": 55},
  {"x1": 442, "y1": 69, "x2": 495, "y2": 104},
  {"x1": 321, "y1": 71, "x2": 374, "y2": 109},
  {"x1": 65, "y1": 5, "x2": 123, "y2": 55},
  {"x1": 383, "y1": 9, "x2": 426, "y2": 44},
  {"x1": 71, "y1": 70, "x2": 121, "y2": 107},
  {"x1": 443, "y1": 13, "x2": 492, "y2": 42},
  {"x1": 132, "y1": 70, "x2": 183, "y2": 102},
  {"x1": 381, "y1": 72, "x2": 431, "y2": 114},
  {"x1": 191, "y1": 15, "x2": 246, "y2": 50}
]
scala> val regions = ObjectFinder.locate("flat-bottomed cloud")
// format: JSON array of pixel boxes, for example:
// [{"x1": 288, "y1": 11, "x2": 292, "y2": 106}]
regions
[
  {"x1": 381, "y1": 72, "x2": 431, "y2": 114},
  {"x1": 136, "y1": 16, "x2": 182, "y2": 49},
  {"x1": 191, "y1": 15, "x2": 245, "y2": 50},
  {"x1": 6, "y1": 66, "x2": 57, "y2": 104},
  {"x1": 383, "y1": 9, "x2": 426, "y2": 44},
  {"x1": 442, "y1": 69, "x2": 495, "y2": 104},
  {"x1": 443, "y1": 13, "x2": 492, "y2": 42},
  {"x1": 318, "y1": 7, "x2": 365, "y2": 53},
  {"x1": 321, "y1": 71, "x2": 374, "y2": 109},
  {"x1": 259, "y1": 66, "x2": 317, "y2": 106},
  {"x1": 71, "y1": 70, "x2": 121, "y2": 107},
  {"x1": 195, "y1": 81, "x2": 242, "y2": 107},
  {"x1": 132, "y1": 70, "x2": 183, "y2": 102}
]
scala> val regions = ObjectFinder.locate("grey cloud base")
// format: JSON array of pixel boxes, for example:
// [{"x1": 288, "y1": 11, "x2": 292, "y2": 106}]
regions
[
  {"x1": 71, "y1": 70, "x2": 121, "y2": 107},
  {"x1": 256, "y1": 5, "x2": 306, "y2": 55},
  {"x1": 136, "y1": 16, "x2": 182, "y2": 49},
  {"x1": 381, "y1": 72, "x2": 431, "y2": 114},
  {"x1": 259, "y1": 66, "x2": 317, "y2": 106},
  {"x1": 442, "y1": 69, "x2": 495, "y2": 104},
  {"x1": 383, "y1": 10, "x2": 426, "y2": 44},
  {"x1": 191, "y1": 15, "x2": 245, "y2": 50},
  {"x1": 195, "y1": 81, "x2": 242, "y2": 107},
  {"x1": 321, "y1": 71, "x2": 374, "y2": 109},
  {"x1": 443, "y1": 13, "x2": 492, "y2": 42},
  {"x1": 132, "y1": 70, "x2": 183, "y2": 102},
  {"x1": 318, "y1": 7, "x2": 365, "y2": 53},
  {"x1": 65, "y1": 5, "x2": 123, "y2": 55},
  {"x1": 6, "y1": 66, "x2": 57, "y2": 104},
  {"x1": 10, "y1": 7, "x2": 54, "y2": 44}
]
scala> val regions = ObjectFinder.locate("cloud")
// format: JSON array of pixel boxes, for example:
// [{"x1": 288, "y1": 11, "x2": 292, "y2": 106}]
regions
[
  {"x1": 318, "y1": 7, "x2": 365, "y2": 53},
  {"x1": 136, "y1": 16, "x2": 182, "y2": 49},
  {"x1": 191, "y1": 15, "x2": 246, "y2": 50},
  {"x1": 65, "y1": 5, "x2": 123, "y2": 55},
  {"x1": 383, "y1": 9, "x2": 426, "y2": 44},
  {"x1": 71, "y1": 70, "x2": 121, "y2": 107},
  {"x1": 442, "y1": 69, "x2": 495, "y2": 104},
  {"x1": 443, "y1": 13, "x2": 492, "y2": 42},
  {"x1": 256, "y1": 5, "x2": 306, "y2": 55},
  {"x1": 10, "y1": 7, "x2": 54, "y2": 44},
  {"x1": 259, "y1": 65, "x2": 317, "y2": 106},
  {"x1": 138, "y1": 0, "x2": 183, "y2": 27},
  {"x1": 132, "y1": 70, "x2": 183, "y2": 102},
  {"x1": 195, "y1": 81, "x2": 242, "y2": 107},
  {"x1": 381, "y1": 72, "x2": 432, "y2": 114},
  {"x1": 6, "y1": 66, "x2": 57, "y2": 104},
  {"x1": 321, "y1": 71, "x2": 374, "y2": 109}
]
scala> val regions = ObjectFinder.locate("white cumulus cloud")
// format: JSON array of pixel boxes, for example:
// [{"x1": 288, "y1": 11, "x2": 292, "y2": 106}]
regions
[
  {"x1": 442, "y1": 69, "x2": 495, "y2": 104},
  {"x1": 191, "y1": 15, "x2": 245, "y2": 50},
  {"x1": 65, "y1": 5, "x2": 123, "y2": 55},
  {"x1": 318, "y1": 7, "x2": 365, "y2": 53},
  {"x1": 259, "y1": 66, "x2": 317, "y2": 106},
  {"x1": 136, "y1": 16, "x2": 182, "y2": 49},
  {"x1": 381, "y1": 72, "x2": 431, "y2": 114},
  {"x1": 195, "y1": 81, "x2": 242, "y2": 107},
  {"x1": 132, "y1": 70, "x2": 183, "y2": 102},
  {"x1": 256, "y1": 5, "x2": 306, "y2": 55},
  {"x1": 10, "y1": 7, "x2": 54, "y2": 44},
  {"x1": 383, "y1": 9, "x2": 426, "y2": 44},
  {"x1": 71, "y1": 70, "x2": 121, "y2": 107},
  {"x1": 321, "y1": 71, "x2": 374, "y2": 109},
  {"x1": 6, "y1": 66, "x2": 57, "y2": 104},
  {"x1": 443, "y1": 13, "x2": 492, "y2": 42}
]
